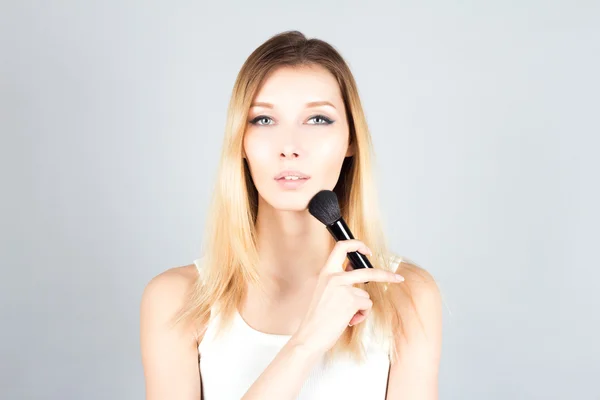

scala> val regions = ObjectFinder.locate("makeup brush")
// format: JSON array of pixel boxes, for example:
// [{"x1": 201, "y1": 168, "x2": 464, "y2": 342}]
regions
[{"x1": 308, "y1": 189, "x2": 374, "y2": 270}]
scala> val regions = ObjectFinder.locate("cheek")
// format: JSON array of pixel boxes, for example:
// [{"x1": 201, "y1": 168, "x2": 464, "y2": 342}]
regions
[
  {"x1": 244, "y1": 135, "x2": 273, "y2": 176},
  {"x1": 311, "y1": 136, "x2": 346, "y2": 157},
  {"x1": 308, "y1": 135, "x2": 349, "y2": 184}
]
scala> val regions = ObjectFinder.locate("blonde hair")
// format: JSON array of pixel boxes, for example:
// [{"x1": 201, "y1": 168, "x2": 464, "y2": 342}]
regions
[{"x1": 176, "y1": 30, "x2": 419, "y2": 364}]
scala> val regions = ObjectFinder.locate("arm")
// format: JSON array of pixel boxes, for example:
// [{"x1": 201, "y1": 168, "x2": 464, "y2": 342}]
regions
[
  {"x1": 140, "y1": 266, "x2": 202, "y2": 400},
  {"x1": 241, "y1": 338, "x2": 322, "y2": 399},
  {"x1": 386, "y1": 262, "x2": 443, "y2": 400}
]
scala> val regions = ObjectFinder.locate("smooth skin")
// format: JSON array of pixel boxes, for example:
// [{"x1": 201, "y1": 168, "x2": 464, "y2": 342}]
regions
[{"x1": 140, "y1": 65, "x2": 442, "y2": 399}]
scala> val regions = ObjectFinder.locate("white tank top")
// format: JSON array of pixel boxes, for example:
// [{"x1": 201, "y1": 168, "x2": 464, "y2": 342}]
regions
[{"x1": 193, "y1": 258, "x2": 396, "y2": 399}]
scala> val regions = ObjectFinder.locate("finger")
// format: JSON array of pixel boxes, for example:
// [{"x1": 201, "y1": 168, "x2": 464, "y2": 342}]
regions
[
  {"x1": 349, "y1": 308, "x2": 371, "y2": 326},
  {"x1": 348, "y1": 311, "x2": 364, "y2": 326},
  {"x1": 354, "y1": 296, "x2": 373, "y2": 312},
  {"x1": 322, "y1": 240, "x2": 370, "y2": 275},
  {"x1": 359, "y1": 305, "x2": 372, "y2": 321},
  {"x1": 349, "y1": 287, "x2": 370, "y2": 298},
  {"x1": 349, "y1": 297, "x2": 373, "y2": 325},
  {"x1": 337, "y1": 268, "x2": 404, "y2": 286}
]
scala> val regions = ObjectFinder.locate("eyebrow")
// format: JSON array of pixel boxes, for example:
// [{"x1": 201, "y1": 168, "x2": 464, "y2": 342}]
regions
[{"x1": 250, "y1": 100, "x2": 337, "y2": 109}]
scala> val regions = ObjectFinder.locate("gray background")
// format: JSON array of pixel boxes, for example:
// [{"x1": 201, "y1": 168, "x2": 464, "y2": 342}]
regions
[{"x1": 1, "y1": 1, "x2": 599, "y2": 399}]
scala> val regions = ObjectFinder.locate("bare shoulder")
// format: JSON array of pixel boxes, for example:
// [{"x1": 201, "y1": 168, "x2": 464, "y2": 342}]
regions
[
  {"x1": 140, "y1": 264, "x2": 200, "y2": 336},
  {"x1": 391, "y1": 255, "x2": 438, "y2": 293},
  {"x1": 140, "y1": 264, "x2": 203, "y2": 398},
  {"x1": 385, "y1": 259, "x2": 443, "y2": 397},
  {"x1": 390, "y1": 257, "x2": 442, "y2": 341},
  {"x1": 394, "y1": 258, "x2": 438, "y2": 291},
  {"x1": 145, "y1": 264, "x2": 198, "y2": 291},
  {"x1": 141, "y1": 264, "x2": 199, "y2": 308}
]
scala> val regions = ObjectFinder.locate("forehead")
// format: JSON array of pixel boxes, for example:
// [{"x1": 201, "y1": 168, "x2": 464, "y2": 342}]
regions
[{"x1": 253, "y1": 65, "x2": 343, "y2": 107}]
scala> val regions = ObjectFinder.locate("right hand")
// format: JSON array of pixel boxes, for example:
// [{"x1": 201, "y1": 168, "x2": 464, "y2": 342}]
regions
[{"x1": 290, "y1": 239, "x2": 405, "y2": 356}]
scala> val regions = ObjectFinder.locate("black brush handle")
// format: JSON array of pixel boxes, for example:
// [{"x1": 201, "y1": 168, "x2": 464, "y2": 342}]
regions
[{"x1": 326, "y1": 218, "x2": 374, "y2": 270}]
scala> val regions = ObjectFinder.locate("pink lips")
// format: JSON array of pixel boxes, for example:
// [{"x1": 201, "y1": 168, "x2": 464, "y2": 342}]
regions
[
  {"x1": 274, "y1": 170, "x2": 310, "y2": 180},
  {"x1": 274, "y1": 170, "x2": 310, "y2": 190},
  {"x1": 276, "y1": 178, "x2": 310, "y2": 189}
]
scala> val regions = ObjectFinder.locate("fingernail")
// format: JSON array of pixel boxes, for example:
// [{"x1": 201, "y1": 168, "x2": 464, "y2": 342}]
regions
[{"x1": 394, "y1": 274, "x2": 404, "y2": 282}]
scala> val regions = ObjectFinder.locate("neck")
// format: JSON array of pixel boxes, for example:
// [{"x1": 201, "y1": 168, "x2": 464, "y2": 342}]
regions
[{"x1": 254, "y1": 195, "x2": 335, "y2": 290}]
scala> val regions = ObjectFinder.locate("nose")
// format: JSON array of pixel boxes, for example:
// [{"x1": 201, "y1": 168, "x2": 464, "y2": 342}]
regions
[
  {"x1": 280, "y1": 140, "x2": 302, "y2": 159},
  {"x1": 280, "y1": 147, "x2": 299, "y2": 159},
  {"x1": 279, "y1": 127, "x2": 304, "y2": 159}
]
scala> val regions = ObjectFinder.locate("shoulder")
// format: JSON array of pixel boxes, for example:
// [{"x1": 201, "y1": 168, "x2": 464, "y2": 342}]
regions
[
  {"x1": 143, "y1": 264, "x2": 199, "y2": 294},
  {"x1": 141, "y1": 264, "x2": 199, "y2": 310},
  {"x1": 394, "y1": 258, "x2": 440, "y2": 298},
  {"x1": 385, "y1": 257, "x2": 443, "y2": 398},
  {"x1": 389, "y1": 256, "x2": 442, "y2": 345},
  {"x1": 140, "y1": 264, "x2": 203, "y2": 397},
  {"x1": 140, "y1": 264, "x2": 200, "y2": 337}
]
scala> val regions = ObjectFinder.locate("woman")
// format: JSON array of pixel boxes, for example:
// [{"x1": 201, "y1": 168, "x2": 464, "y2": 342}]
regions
[{"x1": 140, "y1": 30, "x2": 442, "y2": 399}]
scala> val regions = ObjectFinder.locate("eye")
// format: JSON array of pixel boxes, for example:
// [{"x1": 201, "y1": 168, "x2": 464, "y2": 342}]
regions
[
  {"x1": 248, "y1": 114, "x2": 335, "y2": 126},
  {"x1": 307, "y1": 115, "x2": 335, "y2": 125},
  {"x1": 249, "y1": 115, "x2": 274, "y2": 126}
]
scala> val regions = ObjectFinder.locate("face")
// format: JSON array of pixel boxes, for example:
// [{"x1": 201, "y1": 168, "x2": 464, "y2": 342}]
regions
[{"x1": 243, "y1": 65, "x2": 354, "y2": 211}]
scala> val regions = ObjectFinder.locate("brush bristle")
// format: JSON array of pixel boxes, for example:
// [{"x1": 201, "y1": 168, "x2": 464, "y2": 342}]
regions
[{"x1": 308, "y1": 190, "x2": 341, "y2": 226}]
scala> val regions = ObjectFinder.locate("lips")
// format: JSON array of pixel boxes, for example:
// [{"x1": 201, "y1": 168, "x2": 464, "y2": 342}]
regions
[
  {"x1": 274, "y1": 170, "x2": 311, "y2": 180},
  {"x1": 276, "y1": 176, "x2": 310, "y2": 189}
]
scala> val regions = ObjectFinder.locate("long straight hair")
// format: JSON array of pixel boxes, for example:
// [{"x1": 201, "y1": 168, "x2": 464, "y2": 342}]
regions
[{"x1": 176, "y1": 30, "x2": 417, "y2": 364}]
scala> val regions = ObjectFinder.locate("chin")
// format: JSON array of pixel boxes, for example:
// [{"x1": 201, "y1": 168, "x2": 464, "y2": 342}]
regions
[{"x1": 262, "y1": 193, "x2": 311, "y2": 212}]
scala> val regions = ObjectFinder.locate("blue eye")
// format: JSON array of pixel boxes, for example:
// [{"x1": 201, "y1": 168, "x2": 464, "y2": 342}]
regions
[
  {"x1": 249, "y1": 114, "x2": 335, "y2": 126},
  {"x1": 249, "y1": 116, "x2": 274, "y2": 126},
  {"x1": 307, "y1": 115, "x2": 334, "y2": 125}
]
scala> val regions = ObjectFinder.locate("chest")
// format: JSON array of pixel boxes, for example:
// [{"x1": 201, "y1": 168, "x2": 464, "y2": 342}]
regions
[
  {"x1": 240, "y1": 285, "x2": 315, "y2": 336},
  {"x1": 199, "y1": 327, "x2": 390, "y2": 400}
]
